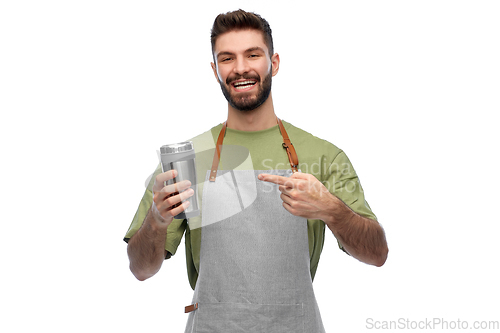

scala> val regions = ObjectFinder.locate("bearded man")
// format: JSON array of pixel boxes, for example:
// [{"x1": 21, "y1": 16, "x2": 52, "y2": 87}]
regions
[{"x1": 125, "y1": 9, "x2": 388, "y2": 333}]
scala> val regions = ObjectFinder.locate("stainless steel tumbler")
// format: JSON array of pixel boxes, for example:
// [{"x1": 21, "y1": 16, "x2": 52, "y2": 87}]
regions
[{"x1": 160, "y1": 141, "x2": 199, "y2": 219}]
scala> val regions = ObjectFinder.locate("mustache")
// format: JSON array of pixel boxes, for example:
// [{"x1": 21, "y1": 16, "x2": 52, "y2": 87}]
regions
[{"x1": 226, "y1": 74, "x2": 260, "y2": 85}]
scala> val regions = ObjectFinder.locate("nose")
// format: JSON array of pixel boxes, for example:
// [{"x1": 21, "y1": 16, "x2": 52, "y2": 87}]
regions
[{"x1": 233, "y1": 56, "x2": 250, "y2": 75}]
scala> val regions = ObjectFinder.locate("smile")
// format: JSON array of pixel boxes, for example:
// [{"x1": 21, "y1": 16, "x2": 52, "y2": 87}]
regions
[{"x1": 232, "y1": 80, "x2": 257, "y2": 91}]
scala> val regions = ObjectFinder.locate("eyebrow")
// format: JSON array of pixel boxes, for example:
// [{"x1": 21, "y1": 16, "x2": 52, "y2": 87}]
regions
[
  {"x1": 216, "y1": 47, "x2": 266, "y2": 59},
  {"x1": 245, "y1": 47, "x2": 265, "y2": 54}
]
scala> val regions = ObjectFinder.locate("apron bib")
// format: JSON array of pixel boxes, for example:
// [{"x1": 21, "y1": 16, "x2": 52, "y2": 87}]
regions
[{"x1": 184, "y1": 119, "x2": 325, "y2": 333}]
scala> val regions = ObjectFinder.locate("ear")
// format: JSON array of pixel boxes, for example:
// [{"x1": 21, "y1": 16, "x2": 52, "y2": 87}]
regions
[
  {"x1": 271, "y1": 53, "x2": 280, "y2": 77},
  {"x1": 211, "y1": 62, "x2": 221, "y2": 83}
]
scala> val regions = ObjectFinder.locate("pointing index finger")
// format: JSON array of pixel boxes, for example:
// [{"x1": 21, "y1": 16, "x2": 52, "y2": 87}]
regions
[{"x1": 257, "y1": 173, "x2": 292, "y2": 186}]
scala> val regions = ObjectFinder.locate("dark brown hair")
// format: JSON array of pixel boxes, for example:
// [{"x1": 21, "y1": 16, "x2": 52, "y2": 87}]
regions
[{"x1": 211, "y1": 9, "x2": 274, "y2": 58}]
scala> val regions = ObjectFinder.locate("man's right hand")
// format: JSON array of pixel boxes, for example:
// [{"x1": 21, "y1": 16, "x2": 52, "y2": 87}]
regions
[{"x1": 151, "y1": 169, "x2": 194, "y2": 227}]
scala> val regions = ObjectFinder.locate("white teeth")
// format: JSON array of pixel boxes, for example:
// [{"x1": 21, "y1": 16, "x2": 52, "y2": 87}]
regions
[{"x1": 233, "y1": 80, "x2": 256, "y2": 88}]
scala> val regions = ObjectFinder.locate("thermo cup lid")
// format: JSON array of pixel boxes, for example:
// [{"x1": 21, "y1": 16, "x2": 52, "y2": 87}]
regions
[{"x1": 160, "y1": 141, "x2": 194, "y2": 154}]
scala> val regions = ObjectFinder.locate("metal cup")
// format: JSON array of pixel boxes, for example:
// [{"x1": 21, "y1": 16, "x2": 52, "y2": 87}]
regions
[{"x1": 160, "y1": 141, "x2": 199, "y2": 219}]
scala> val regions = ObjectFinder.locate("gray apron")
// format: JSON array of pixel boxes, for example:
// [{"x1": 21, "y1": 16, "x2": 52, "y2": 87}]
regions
[{"x1": 184, "y1": 120, "x2": 325, "y2": 333}]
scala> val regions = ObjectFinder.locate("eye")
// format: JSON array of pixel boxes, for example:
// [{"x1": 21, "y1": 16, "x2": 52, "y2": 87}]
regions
[{"x1": 219, "y1": 56, "x2": 233, "y2": 63}]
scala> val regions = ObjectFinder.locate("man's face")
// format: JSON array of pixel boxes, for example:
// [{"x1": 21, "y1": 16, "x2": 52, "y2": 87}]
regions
[{"x1": 211, "y1": 29, "x2": 279, "y2": 112}]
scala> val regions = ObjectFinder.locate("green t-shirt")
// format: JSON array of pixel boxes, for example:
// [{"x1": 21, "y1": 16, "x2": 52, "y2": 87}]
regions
[{"x1": 124, "y1": 120, "x2": 377, "y2": 290}]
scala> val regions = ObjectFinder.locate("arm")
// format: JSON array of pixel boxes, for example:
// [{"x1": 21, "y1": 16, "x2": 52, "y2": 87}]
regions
[
  {"x1": 258, "y1": 172, "x2": 388, "y2": 267},
  {"x1": 322, "y1": 196, "x2": 388, "y2": 267},
  {"x1": 127, "y1": 209, "x2": 170, "y2": 281},
  {"x1": 127, "y1": 169, "x2": 194, "y2": 281}
]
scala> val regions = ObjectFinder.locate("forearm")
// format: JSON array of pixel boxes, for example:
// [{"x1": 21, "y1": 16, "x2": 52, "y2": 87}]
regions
[
  {"x1": 127, "y1": 209, "x2": 169, "y2": 281},
  {"x1": 324, "y1": 198, "x2": 388, "y2": 266}
]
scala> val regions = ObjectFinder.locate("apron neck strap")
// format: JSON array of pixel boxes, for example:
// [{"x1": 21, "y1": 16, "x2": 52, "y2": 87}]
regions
[
  {"x1": 277, "y1": 118, "x2": 299, "y2": 173},
  {"x1": 209, "y1": 118, "x2": 299, "y2": 182},
  {"x1": 209, "y1": 121, "x2": 227, "y2": 181}
]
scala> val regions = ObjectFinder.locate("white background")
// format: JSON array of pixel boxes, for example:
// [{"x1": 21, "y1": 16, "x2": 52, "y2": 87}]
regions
[{"x1": 1, "y1": 0, "x2": 499, "y2": 332}]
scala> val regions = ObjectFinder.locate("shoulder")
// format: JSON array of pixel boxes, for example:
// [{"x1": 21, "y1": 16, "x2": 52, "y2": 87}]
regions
[
  {"x1": 190, "y1": 123, "x2": 224, "y2": 148},
  {"x1": 281, "y1": 120, "x2": 343, "y2": 162}
]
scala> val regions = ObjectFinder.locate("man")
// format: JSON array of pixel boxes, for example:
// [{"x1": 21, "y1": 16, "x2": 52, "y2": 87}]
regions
[{"x1": 124, "y1": 9, "x2": 388, "y2": 332}]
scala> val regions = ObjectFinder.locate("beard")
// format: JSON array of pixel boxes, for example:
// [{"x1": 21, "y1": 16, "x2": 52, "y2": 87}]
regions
[{"x1": 219, "y1": 70, "x2": 272, "y2": 112}]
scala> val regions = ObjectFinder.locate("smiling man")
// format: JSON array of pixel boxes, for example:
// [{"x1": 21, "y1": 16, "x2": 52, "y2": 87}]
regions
[
  {"x1": 212, "y1": 29, "x2": 275, "y2": 112},
  {"x1": 124, "y1": 9, "x2": 388, "y2": 333}
]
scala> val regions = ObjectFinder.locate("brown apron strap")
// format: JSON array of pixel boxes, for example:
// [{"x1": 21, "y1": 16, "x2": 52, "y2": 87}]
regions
[
  {"x1": 185, "y1": 303, "x2": 198, "y2": 313},
  {"x1": 209, "y1": 118, "x2": 299, "y2": 182},
  {"x1": 209, "y1": 122, "x2": 227, "y2": 182},
  {"x1": 277, "y1": 118, "x2": 299, "y2": 173}
]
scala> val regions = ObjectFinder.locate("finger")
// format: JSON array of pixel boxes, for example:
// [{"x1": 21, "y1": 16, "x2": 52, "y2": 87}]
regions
[
  {"x1": 278, "y1": 185, "x2": 290, "y2": 193},
  {"x1": 152, "y1": 170, "x2": 178, "y2": 192},
  {"x1": 161, "y1": 180, "x2": 192, "y2": 195},
  {"x1": 163, "y1": 188, "x2": 195, "y2": 209},
  {"x1": 168, "y1": 200, "x2": 191, "y2": 217},
  {"x1": 280, "y1": 191, "x2": 294, "y2": 205},
  {"x1": 279, "y1": 186, "x2": 298, "y2": 200},
  {"x1": 281, "y1": 200, "x2": 295, "y2": 216},
  {"x1": 154, "y1": 180, "x2": 192, "y2": 204},
  {"x1": 258, "y1": 174, "x2": 294, "y2": 186},
  {"x1": 156, "y1": 189, "x2": 194, "y2": 219},
  {"x1": 280, "y1": 195, "x2": 309, "y2": 218},
  {"x1": 170, "y1": 188, "x2": 194, "y2": 206}
]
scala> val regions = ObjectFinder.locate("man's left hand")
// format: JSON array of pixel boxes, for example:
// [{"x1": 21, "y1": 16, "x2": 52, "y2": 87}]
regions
[{"x1": 258, "y1": 172, "x2": 339, "y2": 221}]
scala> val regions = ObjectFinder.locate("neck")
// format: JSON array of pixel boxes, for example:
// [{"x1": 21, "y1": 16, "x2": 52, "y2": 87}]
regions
[{"x1": 226, "y1": 93, "x2": 277, "y2": 131}]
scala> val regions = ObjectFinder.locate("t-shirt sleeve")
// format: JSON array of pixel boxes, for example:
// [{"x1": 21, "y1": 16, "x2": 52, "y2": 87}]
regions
[
  {"x1": 324, "y1": 150, "x2": 377, "y2": 253},
  {"x1": 123, "y1": 163, "x2": 187, "y2": 258}
]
